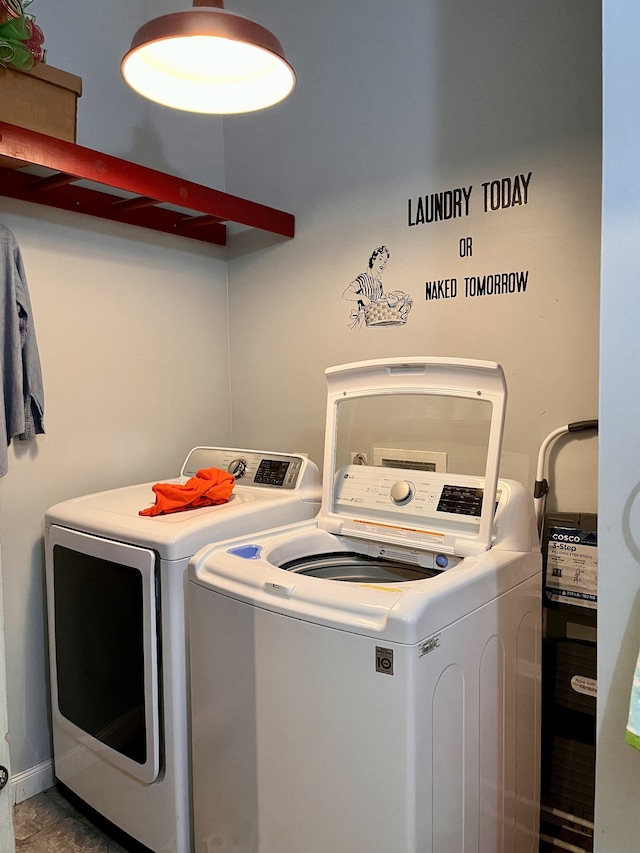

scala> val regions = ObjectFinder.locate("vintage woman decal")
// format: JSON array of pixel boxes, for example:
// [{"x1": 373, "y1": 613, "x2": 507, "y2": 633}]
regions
[{"x1": 343, "y1": 246, "x2": 413, "y2": 328}]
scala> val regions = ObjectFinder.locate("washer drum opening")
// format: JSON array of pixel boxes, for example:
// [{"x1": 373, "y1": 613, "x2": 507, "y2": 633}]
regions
[{"x1": 278, "y1": 552, "x2": 439, "y2": 583}]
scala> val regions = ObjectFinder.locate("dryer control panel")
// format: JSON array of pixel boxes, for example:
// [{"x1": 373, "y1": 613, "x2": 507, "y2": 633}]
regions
[{"x1": 181, "y1": 447, "x2": 307, "y2": 490}]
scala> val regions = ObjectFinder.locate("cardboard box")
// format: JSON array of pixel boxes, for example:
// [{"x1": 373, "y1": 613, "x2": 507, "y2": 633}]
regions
[
  {"x1": 543, "y1": 512, "x2": 597, "y2": 610},
  {"x1": 0, "y1": 62, "x2": 82, "y2": 167}
]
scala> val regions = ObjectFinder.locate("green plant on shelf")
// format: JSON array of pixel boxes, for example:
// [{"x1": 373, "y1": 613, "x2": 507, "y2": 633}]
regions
[{"x1": 0, "y1": 0, "x2": 44, "y2": 71}]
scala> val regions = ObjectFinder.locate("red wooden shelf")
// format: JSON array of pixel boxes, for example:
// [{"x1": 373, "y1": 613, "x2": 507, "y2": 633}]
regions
[{"x1": 0, "y1": 121, "x2": 294, "y2": 247}]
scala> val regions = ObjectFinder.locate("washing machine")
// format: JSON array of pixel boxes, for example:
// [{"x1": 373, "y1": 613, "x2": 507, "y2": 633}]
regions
[
  {"x1": 188, "y1": 358, "x2": 542, "y2": 853},
  {"x1": 44, "y1": 446, "x2": 321, "y2": 853}
]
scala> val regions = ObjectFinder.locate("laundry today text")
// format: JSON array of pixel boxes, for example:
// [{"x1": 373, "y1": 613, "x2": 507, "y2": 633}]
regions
[{"x1": 408, "y1": 171, "x2": 532, "y2": 226}]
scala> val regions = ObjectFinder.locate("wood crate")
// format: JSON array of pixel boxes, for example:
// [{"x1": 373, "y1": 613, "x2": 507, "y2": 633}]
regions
[{"x1": 0, "y1": 62, "x2": 82, "y2": 167}]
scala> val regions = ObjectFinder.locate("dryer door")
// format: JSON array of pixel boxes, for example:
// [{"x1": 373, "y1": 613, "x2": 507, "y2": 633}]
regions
[{"x1": 46, "y1": 525, "x2": 160, "y2": 784}]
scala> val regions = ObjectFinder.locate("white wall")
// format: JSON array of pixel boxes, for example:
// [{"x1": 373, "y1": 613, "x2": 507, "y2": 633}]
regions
[
  {"x1": 224, "y1": 0, "x2": 601, "y2": 510},
  {"x1": 597, "y1": 3, "x2": 640, "y2": 850},
  {"x1": 0, "y1": 0, "x2": 231, "y2": 783}
]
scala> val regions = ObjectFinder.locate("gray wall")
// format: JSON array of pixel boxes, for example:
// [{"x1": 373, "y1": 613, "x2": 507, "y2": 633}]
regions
[
  {"x1": 0, "y1": 0, "x2": 232, "y2": 788},
  {"x1": 224, "y1": 0, "x2": 601, "y2": 508},
  {"x1": 1, "y1": 0, "x2": 609, "y2": 843}
]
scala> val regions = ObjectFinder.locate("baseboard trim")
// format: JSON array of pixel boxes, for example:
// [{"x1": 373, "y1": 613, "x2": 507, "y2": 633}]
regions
[{"x1": 10, "y1": 759, "x2": 54, "y2": 805}]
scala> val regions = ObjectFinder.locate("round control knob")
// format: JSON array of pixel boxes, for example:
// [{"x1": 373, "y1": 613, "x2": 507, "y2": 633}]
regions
[
  {"x1": 227, "y1": 457, "x2": 247, "y2": 479},
  {"x1": 390, "y1": 480, "x2": 414, "y2": 505}
]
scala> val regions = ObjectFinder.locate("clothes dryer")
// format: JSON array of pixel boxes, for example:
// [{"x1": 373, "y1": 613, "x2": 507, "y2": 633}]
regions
[
  {"x1": 44, "y1": 447, "x2": 321, "y2": 853},
  {"x1": 188, "y1": 359, "x2": 542, "y2": 853}
]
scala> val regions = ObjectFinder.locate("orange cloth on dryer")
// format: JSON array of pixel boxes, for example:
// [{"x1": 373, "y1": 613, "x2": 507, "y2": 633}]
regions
[{"x1": 139, "y1": 466, "x2": 235, "y2": 516}]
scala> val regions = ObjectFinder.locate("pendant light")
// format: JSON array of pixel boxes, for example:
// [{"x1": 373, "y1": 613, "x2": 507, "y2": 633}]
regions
[{"x1": 121, "y1": 0, "x2": 295, "y2": 115}]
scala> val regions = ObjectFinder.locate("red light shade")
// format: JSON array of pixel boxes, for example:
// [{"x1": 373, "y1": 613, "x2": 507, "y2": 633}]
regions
[{"x1": 121, "y1": 0, "x2": 296, "y2": 115}]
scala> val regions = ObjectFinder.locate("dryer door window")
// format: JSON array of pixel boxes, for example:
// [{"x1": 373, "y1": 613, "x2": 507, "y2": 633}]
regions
[{"x1": 46, "y1": 526, "x2": 160, "y2": 784}]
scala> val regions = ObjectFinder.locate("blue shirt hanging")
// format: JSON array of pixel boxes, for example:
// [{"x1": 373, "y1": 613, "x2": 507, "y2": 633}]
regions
[{"x1": 0, "y1": 222, "x2": 44, "y2": 477}]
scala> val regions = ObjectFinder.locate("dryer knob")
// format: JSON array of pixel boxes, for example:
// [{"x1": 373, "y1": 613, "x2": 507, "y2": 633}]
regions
[
  {"x1": 390, "y1": 480, "x2": 414, "y2": 505},
  {"x1": 228, "y1": 458, "x2": 247, "y2": 479}
]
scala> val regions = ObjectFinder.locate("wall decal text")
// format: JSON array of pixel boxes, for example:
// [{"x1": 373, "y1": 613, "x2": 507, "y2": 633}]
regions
[
  {"x1": 424, "y1": 271, "x2": 529, "y2": 301},
  {"x1": 408, "y1": 171, "x2": 532, "y2": 226}
]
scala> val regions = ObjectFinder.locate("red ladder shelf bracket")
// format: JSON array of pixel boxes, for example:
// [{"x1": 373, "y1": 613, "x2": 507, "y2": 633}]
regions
[{"x1": 0, "y1": 122, "x2": 295, "y2": 247}]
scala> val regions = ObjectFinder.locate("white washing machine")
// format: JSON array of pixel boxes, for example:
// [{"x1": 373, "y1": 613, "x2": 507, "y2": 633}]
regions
[
  {"x1": 44, "y1": 446, "x2": 321, "y2": 853},
  {"x1": 188, "y1": 359, "x2": 542, "y2": 853}
]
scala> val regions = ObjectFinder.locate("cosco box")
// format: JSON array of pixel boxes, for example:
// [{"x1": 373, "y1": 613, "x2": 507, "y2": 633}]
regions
[{"x1": 543, "y1": 512, "x2": 597, "y2": 610}]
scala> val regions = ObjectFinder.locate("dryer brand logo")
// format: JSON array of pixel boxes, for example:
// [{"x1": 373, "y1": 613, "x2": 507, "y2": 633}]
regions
[{"x1": 376, "y1": 646, "x2": 394, "y2": 675}]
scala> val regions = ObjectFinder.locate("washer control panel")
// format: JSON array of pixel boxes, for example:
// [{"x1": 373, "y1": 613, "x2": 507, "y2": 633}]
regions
[
  {"x1": 334, "y1": 464, "x2": 498, "y2": 523},
  {"x1": 181, "y1": 448, "x2": 306, "y2": 489}
]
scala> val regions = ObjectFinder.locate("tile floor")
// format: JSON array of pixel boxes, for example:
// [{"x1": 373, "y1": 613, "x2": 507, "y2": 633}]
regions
[
  {"x1": 12, "y1": 785, "x2": 144, "y2": 853},
  {"x1": 12, "y1": 786, "x2": 572, "y2": 853}
]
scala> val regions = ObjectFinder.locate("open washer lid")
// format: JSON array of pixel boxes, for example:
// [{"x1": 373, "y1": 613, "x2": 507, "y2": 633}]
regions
[{"x1": 317, "y1": 357, "x2": 507, "y2": 557}]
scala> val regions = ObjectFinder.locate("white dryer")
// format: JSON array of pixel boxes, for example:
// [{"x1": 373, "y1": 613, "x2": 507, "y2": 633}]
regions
[
  {"x1": 44, "y1": 446, "x2": 321, "y2": 853},
  {"x1": 188, "y1": 359, "x2": 542, "y2": 853}
]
